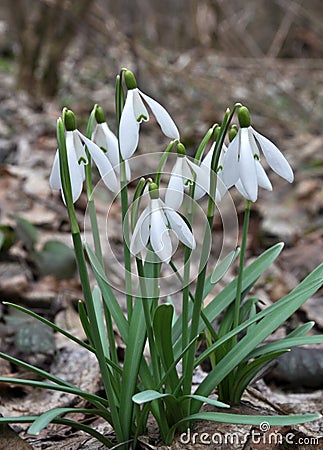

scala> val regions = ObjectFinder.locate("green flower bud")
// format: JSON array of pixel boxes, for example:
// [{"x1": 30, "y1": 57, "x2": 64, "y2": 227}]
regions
[
  {"x1": 213, "y1": 125, "x2": 221, "y2": 140},
  {"x1": 149, "y1": 182, "x2": 159, "y2": 199},
  {"x1": 95, "y1": 105, "x2": 105, "y2": 124},
  {"x1": 124, "y1": 70, "x2": 137, "y2": 90},
  {"x1": 176, "y1": 142, "x2": 186, "y2": 157},
  {"x1": 229, "y1": 125, "x2": 238, "y2": 142},
  {"x1": 238, "y1": 106, "x2": 251, "y2": 128},
  {"x1": 64, "y1": 109, "x2": 76, "y2": 131}
]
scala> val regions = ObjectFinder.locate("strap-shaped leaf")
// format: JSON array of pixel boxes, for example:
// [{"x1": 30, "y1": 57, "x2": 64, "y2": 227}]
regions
[
  {"x1": 173, "y1": 242, "x2": 284, "y2": 348},
  {"x1": 166, "y1": 411, "x2": 321, "y2": 444},
  {"x1": 193, "y1": 264, "x2": 323, "y2": 408},
  {"x1": 85, "y1": 243, "x2": 129, "y2": 341},
  {"x1": 153, "y1": 304, "x2": 179, "y2": 392}
]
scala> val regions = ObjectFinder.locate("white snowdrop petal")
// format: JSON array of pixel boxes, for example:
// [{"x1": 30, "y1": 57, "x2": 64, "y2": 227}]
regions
[
  {"x1": 70, "y1": 131, "x2": 87, "y2": 164},
  {"x1": 165, "y1": 158, "x2": 184, "y2": 210},
  {"x1": 222, "y1": 134, "x2": 240, "y2": 188},
  {"x1": 165, "y1": 208, "x2": 196, "y2": 250},
  {"x1": 91, "y1": 124, "x2": 107, "y2": 149},
  {"x1": 119, "y1": 90, "x2": 140, "y2": 159},
  {"x1": 239, "y1": 128, "x2": 258, "y2": 202},
  {"x1": 133, "y1": 89, "x2": 149, "y2": 122},
  {"x1": 66, "y1": 142, "x2": 84, "y2": 203},
  {"x1": 130, "y1": 206, "x2": 150, "y2": 255},
  {"x1": 252, "y1": 128, "x2": 294, "y2": 183},
  {"x1": 100, "y1": 122, "x2": 120, "y2": 169},
  {"x1": 235, "y1": 179, "x2": 250, "y2": 200},
  {"x1": 78, "y1": 132, "x2": 118, "y2": 192},
  {"x1": 139, "y1": 90, "x2": 180, "y2": 140},
  {"x1": 150, "y1": 201, "x2": 172, "y2": 263},
  {"x1": 49, "y1": 150, "x2": 61, "y2": 190},
  {"x1": 255, "y1": 160, "x2": 272, "y2": 191}
]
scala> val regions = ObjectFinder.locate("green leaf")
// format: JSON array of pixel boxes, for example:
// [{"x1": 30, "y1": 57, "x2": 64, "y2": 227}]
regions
[
  {"x1": 210, "y1": 247, "x2": 240, "y2": 284},
  {"x1": 286, "y1": 321, "x2": 315, "y2": 338},
  {"x1": 133, "y1": 390, "x2": 172, "y2": 404},
  {"x1": 32, "y1": 240, "x2": 76, "y2": 280},
  {"x1": 85, "y1": 243, "x2": 129, "y2": 341},
  {"x1": 166, "y1": 412, "x2": 321, "y2": 444},
  {"x1": 92, "y1": 286, "x2": 109, "y2": 359},
  {"x1": 182, "y1": 394, "x2": 229, "y2": 409},
  {"x1": 247, "y1": 335, "x2": 323, "y2": 360},
  {"x1": 0, "y1": 415, "x2": 113, "y2": 447},
  {"x1": 173, "y1": 243, "x2": 284, "y2": 349},
  {"x1": 0, "y1": 377, "x2": 108, "y2": 407},
  {"x1": 119, "y1": 297, "x2": 147, "y2": 441},
  {"x1": 28, "y1": 407, "x2": 110, "y2": 435},
  {"x1": 153, "y1": 304, "x2": 179, "y2": 392},
  {"x1": 193, "y1": 264, "x2": 323, "y2": 409},
  {"x1": 232, "y1": 351, "x2": 287, "y2": 402}
]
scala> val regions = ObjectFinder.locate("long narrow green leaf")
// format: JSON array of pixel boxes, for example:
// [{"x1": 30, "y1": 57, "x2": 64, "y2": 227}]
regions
[
  {"x1": 119, "y1": 297, "x2": 147, "y2": 441},
  {"x1": 0, "y1": 415, "x2": 113, "y2": 447},
  {"x1": 232, "y1": 351, "x2": 287, "y2": 402},
  {"x1": 0, "y1": 352, "x2": 75, "y2": 389},
  {"x1": 286, "y1": 321, "x2": 315, "y2": 338},
  {"x1": 92, "y1": 286, "x2": 109, "y2": 358},
  {"x1": 193, "y1": 264, "x2": 323, "y2": 409},
  {"x1": 166, "y1": 412, "x2": 321, "y2": 444},
  {"x1": 247, "y1": 335, "x2": 323, "y2": 360},
  {"x1": 28, "y1": 407, "x2": 110, "y2": 435},
  {"x1": 85, "y1": 243, "x2": 129, "y2": 341},
  {"x1": 133, "y1": 390, "x2": 171, "y2": 404},
  {"x1": 210, "y1": 247, "x2": 240, "y2": 284},
  {"x1": 153, "y1": 304, "x2": 179, "y2": 392},
  {"x1": 0, "y1": 377, "x2": 108, "y2": 406},
  {"x1": 173, "y1": 243, "x2": 284, "y2": 348}
]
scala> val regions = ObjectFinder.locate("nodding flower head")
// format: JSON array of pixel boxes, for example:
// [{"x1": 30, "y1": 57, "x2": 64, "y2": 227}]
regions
[
  {"x1": 119, "y1": 70, "x2": 180, "y2": 160},
  {"x1": 130, "y1": 182, "x2": 195, "y2": 264},
  {"x1": 222, "y1": 106, "x2": 294, "y2": 202}
]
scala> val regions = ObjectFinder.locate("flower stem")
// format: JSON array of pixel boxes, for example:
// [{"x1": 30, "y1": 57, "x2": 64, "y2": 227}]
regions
[{"x1": 233, "y1": 199, "x2": 251, "y2": 331}]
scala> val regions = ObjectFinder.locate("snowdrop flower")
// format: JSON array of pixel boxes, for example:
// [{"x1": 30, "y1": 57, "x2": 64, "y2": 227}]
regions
[
  {"x1": 50, "y1": 109, "x2": 118, "y2": 203},
  {"x1": 130, "y1": 183, "x2": 195, "y2": 263},
  {"x1": 92, "y1": 106, "x2": 131, "y2": 180},
  {"x1": 222, "y1": 106, "x2": 294, "y2": 202},
  {"x1": 193, "y1": 141, "x2": 228, "y2": 203},
  {"x1": 119, "y1": 70, "x2": 180, "y2": 160},
  {"x1": 165, "y1": 143, "x2": 205, "y2": 210}
]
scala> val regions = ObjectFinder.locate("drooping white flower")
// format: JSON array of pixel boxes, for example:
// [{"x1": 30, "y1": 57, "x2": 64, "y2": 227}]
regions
[
  {"x1": 50, "y1": 112, "x2": 118, "y2": 203},
  {"x1": 119, "y1": 70, "x2": 180, "y2": 160},
  {"x1": 91, "y1": 105, "x2": 130, "y2": 181},
  {"x1": 193, "y1": 142, "x2": 228, "y2": 203},
  {"x1": 222, "y1": 107, "x2": 294, "y2": 202},
  {"x1": 165, "y1": 145, "x2": 205, "y2": 210},
  {"x1": 130, "y1": 185, "x2": 196, "y2": 264},
  {"x1": 92, "y1": 121, "x2": 131, "y2": 180}
]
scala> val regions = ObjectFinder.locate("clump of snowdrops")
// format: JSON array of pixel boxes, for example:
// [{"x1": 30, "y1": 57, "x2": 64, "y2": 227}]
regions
[{"x1": 0, "y1": 68, "x2": 322, "y2": 449}]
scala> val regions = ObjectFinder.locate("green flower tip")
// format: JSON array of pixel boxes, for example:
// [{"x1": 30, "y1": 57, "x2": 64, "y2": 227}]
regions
[
  {"x1": 229, "y1": 125, "x2": 238, "y2": 142},
  {"x1": 64, "y1": 109, "x2": 76, "y2": 131},
  {"x1": 149, "y1": 182, "x2": 159, "y2": 199},
  {"x1": 238, "y1": 106, "x2": 251, "y2": 128},
  {"x1": 176, "y1": 142, "x2": 186, "y2": 157},
  {"x1": 124, "y1": 70, "x2": 137, "y2": 90},
  {"x1": 213, "y1": 125, "x2": 221, "y2": 140},
  {"x1": 95, "y1": 105, "x2": 105, "y2": 124}
]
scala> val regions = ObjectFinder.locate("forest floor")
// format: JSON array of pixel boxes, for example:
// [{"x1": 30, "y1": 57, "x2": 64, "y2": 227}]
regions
[{"x1": 0, "y1": 43, "x2": 322, "y2": 449}]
